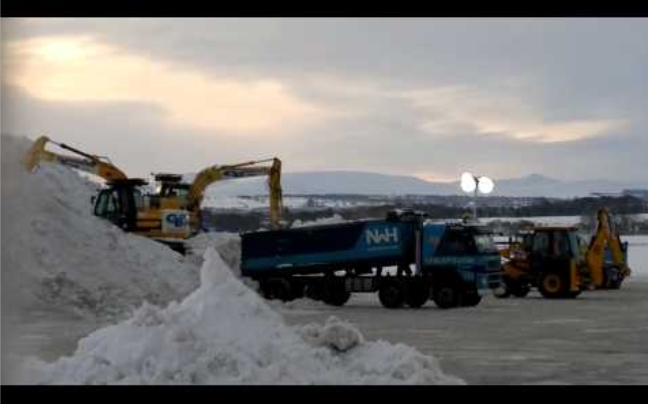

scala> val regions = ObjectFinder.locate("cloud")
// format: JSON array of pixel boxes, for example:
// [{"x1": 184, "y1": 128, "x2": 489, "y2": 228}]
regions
[
  {"x1": 2, "y1": 19, "x2": 647, "y2": 183},
  {"x1": 292, "y1": 78, "x2": 627, "y2": 144},
  {"x1": 404, "y1": 86, "x2": 626, "y2": 143},
  {"x1": 3, "y1": 35, "x2": 333, "y2": 135}
]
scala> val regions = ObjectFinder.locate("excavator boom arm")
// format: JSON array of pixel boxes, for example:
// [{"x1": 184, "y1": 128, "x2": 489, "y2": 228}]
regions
[
  {"x1": 23, "y1": 136, "x2": 128, "y2": 181},
  {"x1": 187, "y1": 157, "x2": 283, "y2": 228}
]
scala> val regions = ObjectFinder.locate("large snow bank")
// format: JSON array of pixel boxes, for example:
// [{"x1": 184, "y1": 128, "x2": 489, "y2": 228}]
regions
[
  {"x1": 1, "y1": 134, "x2": 198, "y2": 320},
  {"x1": 19, "y1": 248, "x2": 463, "y2": 385}
]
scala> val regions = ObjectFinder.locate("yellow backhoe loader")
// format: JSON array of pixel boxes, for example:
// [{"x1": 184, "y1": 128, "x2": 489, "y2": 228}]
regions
[
  {"x1": 495, "y1": 208, "x2": 631, "y2": 299},
  {"x1": 23, "y1": 135, "x2": 283, "y2": 253}
]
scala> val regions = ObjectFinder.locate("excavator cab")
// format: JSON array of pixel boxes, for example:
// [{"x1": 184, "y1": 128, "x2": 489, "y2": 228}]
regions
[
  {"x1": 93, "y1": 178, "x2": 191, "y2": 254},
  {"x1": 94, "y1": 179, "x2": 147, "y2": 232},
  {"x1": 153, "y1": 173, "x2": 190, "y2": 198}
]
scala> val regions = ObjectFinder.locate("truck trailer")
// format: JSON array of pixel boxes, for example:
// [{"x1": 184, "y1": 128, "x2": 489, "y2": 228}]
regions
[{"x1": 240, "y1": 211, "x2": 502, "y2": 309}]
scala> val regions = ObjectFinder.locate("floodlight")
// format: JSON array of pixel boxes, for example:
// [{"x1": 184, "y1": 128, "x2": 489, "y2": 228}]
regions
[
  {"x1": 460, "y1": 172, "x2": 477, "y2": 193},
  {"x1": 477, "y1": 176, "x2": 494, "y2": 194}
]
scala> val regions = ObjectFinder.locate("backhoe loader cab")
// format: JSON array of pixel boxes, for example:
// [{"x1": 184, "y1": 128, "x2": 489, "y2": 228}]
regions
[{"x1": 496, "y1": 226, "x2": 584, "y2": 299}]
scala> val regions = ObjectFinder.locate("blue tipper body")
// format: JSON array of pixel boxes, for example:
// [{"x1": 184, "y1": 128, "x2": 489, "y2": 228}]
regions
[{"x1": 241, "y1": 220, "x2": 415, "y2": 275}]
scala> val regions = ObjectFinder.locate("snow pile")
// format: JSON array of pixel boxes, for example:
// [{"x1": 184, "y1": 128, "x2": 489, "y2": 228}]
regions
[
  {"x1": 21, "y1": 248, "x2": 463, "y2": 385},
  {"x1": 269, "y1": 298, "x2": 330, "y2": 311},
  {"x1": 202, "y1": 196, "x2": 274, "y2": 210},
  {"x1": 291, "y1": 214, "x2": 347, "y2": 228},
  {"x1": 299, "y1": 317, "x2": 364, "y2": 352},
  {"x1": 203, "y1": 196, "x2": 311, "y2": 210},
  {"x1": 1, "y1": 134, "x2": 199, "y2": 320},
  {"x1": 185, "y1": 231, "x2": 241, "y2": 272}
]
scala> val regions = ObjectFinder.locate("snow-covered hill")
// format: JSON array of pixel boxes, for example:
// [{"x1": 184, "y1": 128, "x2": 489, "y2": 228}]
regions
[{"x1": 489, "y1": 174, "x2": 646, "y2": 198}]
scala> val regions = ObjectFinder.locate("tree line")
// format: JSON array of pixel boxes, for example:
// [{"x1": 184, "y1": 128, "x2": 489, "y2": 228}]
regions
[{"x1": 201, "y1": 195, "x2": 648, "y2": 234}]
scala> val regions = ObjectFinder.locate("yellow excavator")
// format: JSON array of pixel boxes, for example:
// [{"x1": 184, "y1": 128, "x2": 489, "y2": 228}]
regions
[
  {"x1": 23, "y1": 135, "x2": 284, "y2": 253},
  {"x1": 495, "y1": 208, "x2": 631, "y2": 299}
]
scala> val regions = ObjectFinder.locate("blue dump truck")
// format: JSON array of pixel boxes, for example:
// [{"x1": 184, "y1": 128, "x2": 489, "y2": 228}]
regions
[{"x1": 241, "y1": 211, "x2": 502, "y2": 309}]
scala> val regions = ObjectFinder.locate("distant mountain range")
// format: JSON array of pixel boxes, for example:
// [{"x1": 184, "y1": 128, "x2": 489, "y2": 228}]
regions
[{"x1": 196, "y1": 171, "x2": 648, "y2": 199}]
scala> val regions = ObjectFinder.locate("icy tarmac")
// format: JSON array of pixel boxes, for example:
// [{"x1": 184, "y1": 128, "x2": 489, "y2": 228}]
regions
[
  {"x1": 277, "y1": 277, "x2": 648, "y2": 385},
  {"x1": 6, "y1": 278, "x2": 647, "y2": 385}
]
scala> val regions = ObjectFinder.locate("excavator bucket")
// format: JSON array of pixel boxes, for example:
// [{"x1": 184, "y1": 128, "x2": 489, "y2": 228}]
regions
[{"x1": 22, "y1": 136, "x2": 52, "y2": 172}]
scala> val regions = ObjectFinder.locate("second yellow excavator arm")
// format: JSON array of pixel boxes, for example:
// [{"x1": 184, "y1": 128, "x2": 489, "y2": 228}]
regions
[
  {"x1": 23, "y1": 136, "x2": 128, "y2": 181},
  {"x1": 186, "y1": 157, "x2": 283, "y2": 228}
]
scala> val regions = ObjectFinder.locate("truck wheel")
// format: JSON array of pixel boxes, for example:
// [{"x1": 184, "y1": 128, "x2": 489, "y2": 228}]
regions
[
  {"x1": 323, "y1": 282, "x2": 351, "y2": 306},
  {"x1": 610, "y1": 278, "x2": 623, "y2": 290},
  {"x1": 539, "y1": 272, "x2": 568, "y2": 299},
  {"x1": 304, "y1": 282, "x2": 324, "y2": 301},
  {"x1": 262, "y1": 279, "x2": 295, "y2": 302},
  {"x1": 433, "y1": 284, "x2": 461, "y2": 309},
  {"x1": 405, "y1": 280, "x2": 430, "y2": 308},
  {"x1": 493, "y1": 284, "x2": 511, "y2": 299},
  {"x1": 606, "y1": 267, "x2": 622, "y2": 290},
  {"x1": 462, "y1": 292, "x2": 482, "y2": 307},
  {"x1": 510, "y1": 283, "x2": 530, "y2": 298},
  {"x1": 379, "y1": 280, "x2": 406, "y2": 309}
]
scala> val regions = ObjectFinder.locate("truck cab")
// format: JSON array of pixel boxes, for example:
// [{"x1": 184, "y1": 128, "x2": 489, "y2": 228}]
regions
[{"x1": 419, "y1": 222, "x2": 502, "y2": 308}]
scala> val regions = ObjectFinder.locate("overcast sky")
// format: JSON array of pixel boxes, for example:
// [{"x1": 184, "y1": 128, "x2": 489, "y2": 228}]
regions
[{"x1": 2, "y1": 18, "x2": 647, "y2": 183}]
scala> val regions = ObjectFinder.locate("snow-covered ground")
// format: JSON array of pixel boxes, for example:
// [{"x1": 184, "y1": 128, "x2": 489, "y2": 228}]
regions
[
  {"x1": 479, "y1": 215, "x2": 583, "y2": 226},
  {"x1": 482, "y1": 214, "x2": 648, "y2": 227},
  {"x1": 203, "y1": 196, "x2": 308, "y2": 210},
  {"x1": 202, "y1": 195, "x2": 383, "y2": 210},
  {"x1": 626, "y1": 235, "x2": 648, "y2": 277}
]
